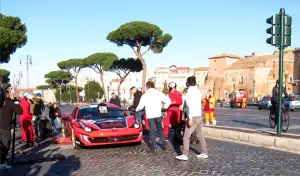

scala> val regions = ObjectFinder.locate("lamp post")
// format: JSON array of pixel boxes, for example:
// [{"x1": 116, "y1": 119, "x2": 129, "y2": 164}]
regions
[
  {"x1": 12, "y1": 71, "x2": 22, "y2": 97},
  {"x1": 107, "y1": 86, "x2": 110, "y2": 101},
  {"x1": 19, "y1": 55, "x2": 32, "y2": 88}
]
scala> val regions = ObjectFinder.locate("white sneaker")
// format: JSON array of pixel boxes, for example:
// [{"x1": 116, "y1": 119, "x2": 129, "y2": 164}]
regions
[
  {"x1": 175, "y1": 155, "x2": 188, "y2": 161},
  {"x1": 212, "y1": 120, "x2": 216, "y2": 126},
  {"x1": 197, "y1": 153, "x2": 208, "y2": 159},
  {"x1": 0, "y1": 164, "x2": 12, "y2": 169}
]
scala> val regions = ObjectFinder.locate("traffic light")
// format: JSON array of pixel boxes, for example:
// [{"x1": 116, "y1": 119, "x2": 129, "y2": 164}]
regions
[
  {"x1": 283, "y1": 15, "x2": 292, "y2": 46},
  {"x1": 266, "y1": 14, "x2": 292, "y2": 46},
  {"x1": 266, "y1": 15, "x2": 280, "y2": 46}
]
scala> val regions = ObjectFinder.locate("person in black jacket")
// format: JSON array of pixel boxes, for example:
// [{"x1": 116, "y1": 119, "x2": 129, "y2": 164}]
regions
[
  {"x1": 127, "y1": 87, "x2": 143, "y2": 121},
  {"x1": 0, "y1": 89, "x2": 22, "y2": 169},
  {"x1": 109, "y1": 93, "x2": 121, "y2": 107}
]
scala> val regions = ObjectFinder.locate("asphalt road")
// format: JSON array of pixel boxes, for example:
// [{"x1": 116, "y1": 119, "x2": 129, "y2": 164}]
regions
[{"x1": 215, "y1": 106, "x2": 300, "y2": 134}]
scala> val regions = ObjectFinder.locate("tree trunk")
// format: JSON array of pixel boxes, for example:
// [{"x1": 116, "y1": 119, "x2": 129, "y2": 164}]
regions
[
  {"x1": 100, "y1": 72, "x2": 107, "y2": 101},
  {"x1": 137, "y1": 54, "x2": 147, "y2": 90},
  {"x1": 59, "y1": 85, "x2": 62, "y2": 104},
  {"x1": 117, "y1": 80, "x2": 124, "y2": 96},
  {"x1": 75, "y1": 77, "x2": 79, "y2": 103}
]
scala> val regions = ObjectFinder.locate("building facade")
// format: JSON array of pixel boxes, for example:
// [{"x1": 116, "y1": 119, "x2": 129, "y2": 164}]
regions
[
  {"x1": 154, "y1": 65, "x2": 194, "y2": 91},
  {"x1": 194, "y1": 67, "x2": 208, "y2": 87}
]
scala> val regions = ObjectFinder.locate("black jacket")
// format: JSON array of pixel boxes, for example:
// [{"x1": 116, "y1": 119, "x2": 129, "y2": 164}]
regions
[
  {"x1": 128, "y1": 90, "x2": 142, "y2": 111},
  {"x1": 0, "y1": 88, "x2": 4, "y2": 108},
  {"x1": 109, "y1": 97, "x2": 121, "y2": 107},
  {"x1": 0, "y1": 99, "x2": 23, "y2": 130}
]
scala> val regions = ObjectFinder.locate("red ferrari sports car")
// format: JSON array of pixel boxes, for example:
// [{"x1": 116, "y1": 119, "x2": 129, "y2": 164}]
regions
[{"x1": 61, "y1": 103, "x2": 143, "y2": 149}]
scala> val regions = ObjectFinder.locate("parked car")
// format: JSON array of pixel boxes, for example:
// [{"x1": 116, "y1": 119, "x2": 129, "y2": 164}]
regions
[
  {"x1": 258, "y1": 95, "x2": 272, "y2": 110},
  {"x1": 284, "y1": 94, "x2": 300, "y2": 111},
  {"x1": 61, "y1": 103, "x2": 143, "y2": 149}
]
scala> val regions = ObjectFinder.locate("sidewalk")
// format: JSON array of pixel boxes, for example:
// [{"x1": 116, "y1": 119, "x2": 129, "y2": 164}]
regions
[{"x1": 2, "y1": 130, "x2": 300, "y2": 176}]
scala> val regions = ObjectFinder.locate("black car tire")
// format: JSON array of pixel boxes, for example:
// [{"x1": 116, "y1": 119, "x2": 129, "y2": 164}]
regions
[{"x1": 258, "y1": 105, "x2": 261, "y2": 110}]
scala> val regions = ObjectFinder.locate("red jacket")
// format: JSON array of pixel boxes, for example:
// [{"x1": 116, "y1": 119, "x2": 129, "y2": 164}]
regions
[
  {"x1": 168, "y1": 90, "x2": 183, "y2": 109},
  {"x1": 20, "y1": 98, "x2": 33, "y2": 121}
]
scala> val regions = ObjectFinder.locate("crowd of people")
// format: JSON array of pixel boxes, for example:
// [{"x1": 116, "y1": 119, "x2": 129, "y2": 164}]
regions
[
  {"x1": 0, "y1": 89, "x2": 62, "y2": 169},
  {"x1": 126, "y1": 76, "x2": 217, "y2": 160}
]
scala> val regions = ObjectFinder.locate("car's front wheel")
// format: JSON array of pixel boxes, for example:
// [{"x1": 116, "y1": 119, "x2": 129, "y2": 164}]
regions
[{"x1": 72, "y1": 129, "x2": 81, "y2": 149}]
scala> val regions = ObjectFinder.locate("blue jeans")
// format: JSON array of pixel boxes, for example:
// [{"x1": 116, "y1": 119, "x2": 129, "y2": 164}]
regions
[
  {"x1": 33, "y1": 116, "x2": 40, "y2": 136},
  {"x1": 50, "y1": 117, "x2": 62, "y2": 136},
  {"x1": 135, "y1": 111, "x2": 145, "y2": 121},
  {"x1": 148, "y1": 117, "x2": 166, "y2": 150}
]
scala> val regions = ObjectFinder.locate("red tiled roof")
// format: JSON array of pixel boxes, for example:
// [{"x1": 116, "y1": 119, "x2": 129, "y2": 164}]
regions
[
  {"x1": 225, "y1": 54, "x2": 294, "y2": 70},
  {"x1": 208, "y1": 53, "x2": 241, "y2": 59},
  {"x1": 194, "y1": 67, "x2": 209, "y2": 71},
  {"x1": 176, "y1": 67, "x2": 190, "y2": 70}
]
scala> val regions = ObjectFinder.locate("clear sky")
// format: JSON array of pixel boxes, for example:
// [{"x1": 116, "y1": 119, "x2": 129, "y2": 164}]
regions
[{"x1": 1, "y1": 0, "x2": 300, "y2": 88}]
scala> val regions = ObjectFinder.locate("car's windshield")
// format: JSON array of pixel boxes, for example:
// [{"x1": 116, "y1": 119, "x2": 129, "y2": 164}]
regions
[
  {"x1": 77, "y1": 107, "x2": 125, "y2": 119},
  {"x1": 262, "y1": 97, "x2": 270, "y2": 101}
]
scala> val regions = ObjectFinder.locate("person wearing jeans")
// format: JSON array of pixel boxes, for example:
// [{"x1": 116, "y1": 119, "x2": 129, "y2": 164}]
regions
[
  {"x1": 176, "y1": 76, "x2": 208, "y2": 161},
  {"x1": 135, "y1": 81, "x2": 171, "y2": 153},
  {"x1": 49, "y1": 103, "x2": 62, "y2": 135}
]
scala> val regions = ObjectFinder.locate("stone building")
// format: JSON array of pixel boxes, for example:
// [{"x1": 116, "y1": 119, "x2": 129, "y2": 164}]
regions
[
  {"x1": 202, "y1": 53, "x2": 241, "y2": 98},
  {"x1": 223, "y1": 52, "x2": 295, "y2": 100},
  {"x1": 194, "y1": 67, "x2": 208, "y2": 88},
  {"x1": 293, "y1": 49, "x2": 300, "y2": 94}
]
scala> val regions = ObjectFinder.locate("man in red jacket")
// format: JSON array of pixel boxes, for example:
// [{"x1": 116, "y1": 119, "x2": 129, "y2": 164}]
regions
[
  {"x1": 20, "y1": 93, "x2": 36, "y2": 147},
  {"x1": 163, "y1": 82, "x2": 183, "y2": 139}
]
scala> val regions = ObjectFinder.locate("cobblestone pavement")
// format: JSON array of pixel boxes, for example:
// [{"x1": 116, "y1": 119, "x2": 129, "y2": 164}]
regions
[{"x1": 2, "y1": 137, "x2": 300, "y2": 176}]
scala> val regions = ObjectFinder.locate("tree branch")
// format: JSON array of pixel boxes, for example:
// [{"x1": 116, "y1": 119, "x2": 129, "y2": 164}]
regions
[
  {"x1": 142, "y1": 47, "x2": 151, "y2": 56},
  {"x1": 130, "y1": 46, "x2": 138, "y2": 56}
]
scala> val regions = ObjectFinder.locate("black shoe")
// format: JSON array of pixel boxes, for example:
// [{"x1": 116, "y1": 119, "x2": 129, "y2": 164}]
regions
[
  {"x1": 151, "y1": 149, "x2": 158, "y2": 153},
  {"x1": 162, "y1": 145, "x2": 168, "y2": 150}
]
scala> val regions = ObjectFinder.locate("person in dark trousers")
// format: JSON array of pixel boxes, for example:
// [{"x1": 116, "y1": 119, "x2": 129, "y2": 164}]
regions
[
  {"x1": 271, "y1": 79, "x2": 288, "y2": 123},
  {"x1": 0, "y1": 89, "x2": 22, "y2": 169},
  {"x1": 128, "y1": 87, "x2": 143, "y2": 120},
  {"x1": 49, "y1": 103, "x2": 62, "y2": 134},
  {"x1": 32, "y1": 94, "x2": 45, "y2": 137},
  {"x1": 109, "y1": 93, "x2": 121, "y2": 107},
  {"x1": 135, "y1": 81, "x2": 171, "y2": 153}
]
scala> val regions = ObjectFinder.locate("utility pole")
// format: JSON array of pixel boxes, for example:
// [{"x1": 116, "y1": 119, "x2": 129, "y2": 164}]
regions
[
  {"x1": 266, "y1": 8, "x2": 292, "y2": 136},
  {"x1": 19, "y1": 55, "x2": 32, "y2": 88}
]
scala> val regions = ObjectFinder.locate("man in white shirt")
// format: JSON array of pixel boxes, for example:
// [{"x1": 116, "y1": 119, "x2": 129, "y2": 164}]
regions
[
  {"x1": 176, "y1": 76, "x2": 208, "y2": 161},
  {"x1": 136, "y1": 81, "x2": 171, "y2": 153}
]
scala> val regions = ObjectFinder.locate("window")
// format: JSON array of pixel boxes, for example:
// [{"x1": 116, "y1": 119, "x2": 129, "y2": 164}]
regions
[
  {"x1": 290, "y1": 76, "x2": 293, "y2": 82},
  {"x1": 249, "y1": 75, "x2": 253, "y2": 81},
  {"x1": 231, "y1": 76, "x2": 236, "y2": 82},
  {"x1": 203, "y1": 72, "x2": 206, "y2": 75},
  {"x1": 214, "y1": 59, "x2": 216, "y2": 62},
  {"x1": 273, "y1": 74, "x2": 275, "y2": 79},
  {"x1": 213, "y1": 66, "x2": 216, "y2": 71},
  {"x1": 136, "y1": 78, "x2": 138, "y2": 82},
  {"x1": 240, "y1": 76, "x2": 244, "y2": 84},
  {"x1": 78, "y1": 107, "x2": 125, "y2": 120}
]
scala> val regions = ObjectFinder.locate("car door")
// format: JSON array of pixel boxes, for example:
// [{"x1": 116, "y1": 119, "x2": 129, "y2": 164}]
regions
[{"x1": 66, "y1": 108, "x2": 77, "y2": 137}]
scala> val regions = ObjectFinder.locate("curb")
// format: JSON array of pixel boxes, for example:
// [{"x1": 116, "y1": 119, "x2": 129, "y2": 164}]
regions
[{"x1": 203, "y1": 125, "x2": 300, "y2": 152}]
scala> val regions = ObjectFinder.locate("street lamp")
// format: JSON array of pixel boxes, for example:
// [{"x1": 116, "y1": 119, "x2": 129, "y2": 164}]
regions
[
  {"x1": 19, "y1": 55, "x2": 32, "y2": 88},
  {"x1": 12, "y1": 71, "x2": 22, "y2": 96},
  {"x1": 107, "y1": 85, "x2": 110, "y2": 101}
]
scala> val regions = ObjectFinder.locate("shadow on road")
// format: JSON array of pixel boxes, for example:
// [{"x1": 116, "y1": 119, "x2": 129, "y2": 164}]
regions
[
  {"x1": 2, "y1": 138, "x2": 81, "y2": 176},
  {"x1": 231, "y1": 119, "x2": 270, "y2": 128}
]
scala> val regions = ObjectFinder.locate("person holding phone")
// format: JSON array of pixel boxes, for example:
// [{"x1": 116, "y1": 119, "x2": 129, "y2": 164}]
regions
[{"x1": 176, "y1": 76, "x2": 208, "y2": 161}]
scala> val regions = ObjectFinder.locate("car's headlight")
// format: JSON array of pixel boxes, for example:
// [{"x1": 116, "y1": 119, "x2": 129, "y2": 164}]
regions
[
  {"x1": 133, "y1": 122, "x2": 140, "y2": 129},
  {"x1": 78, "y1": 121, "x2": 92, "y2": 132}
]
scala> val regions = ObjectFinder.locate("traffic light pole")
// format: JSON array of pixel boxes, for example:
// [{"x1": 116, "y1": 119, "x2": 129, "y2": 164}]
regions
[{"x1": 277, "y1": 8, "x2": 285, "y2": 136}]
